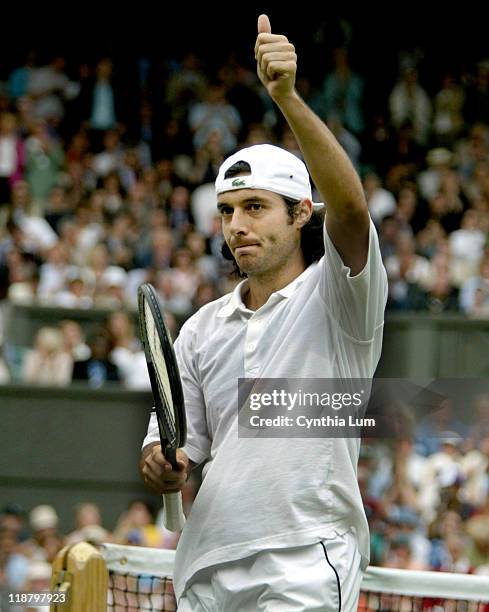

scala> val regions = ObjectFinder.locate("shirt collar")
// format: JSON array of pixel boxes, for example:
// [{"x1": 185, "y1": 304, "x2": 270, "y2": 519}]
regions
[{"x1": 216, "y1": 263, "x2": 316, "y2": 318}]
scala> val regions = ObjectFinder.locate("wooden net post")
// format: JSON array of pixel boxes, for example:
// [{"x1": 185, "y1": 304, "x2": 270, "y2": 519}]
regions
[{"x1": 51, "y1": 542, "x2": 108, "y2": 612}]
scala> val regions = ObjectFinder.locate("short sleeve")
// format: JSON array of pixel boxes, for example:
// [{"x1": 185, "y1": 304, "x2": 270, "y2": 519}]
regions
[{"x1": 318, "y1": 217, "x2": 388, "y2": 341}]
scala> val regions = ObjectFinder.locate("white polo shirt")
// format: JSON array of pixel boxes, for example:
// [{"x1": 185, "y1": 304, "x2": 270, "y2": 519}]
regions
[{"x1": 144, "y1": 218, "x2": 387, "y2": 601}]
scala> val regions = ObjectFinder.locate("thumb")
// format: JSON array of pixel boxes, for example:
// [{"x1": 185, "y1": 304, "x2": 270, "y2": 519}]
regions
[{"x1": 257, "y1": 14, "x2": 271, "y2": 34}]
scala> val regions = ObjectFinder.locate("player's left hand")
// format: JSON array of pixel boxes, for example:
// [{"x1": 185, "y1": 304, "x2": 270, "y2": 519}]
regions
[{"x1": 255, "y1": 14, "x2": 297, "y2": 101}]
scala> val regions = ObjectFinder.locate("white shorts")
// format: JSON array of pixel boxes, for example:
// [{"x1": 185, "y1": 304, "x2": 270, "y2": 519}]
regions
[{"x1": 177, "y1": 530, "x2": 363, "y2": 612}]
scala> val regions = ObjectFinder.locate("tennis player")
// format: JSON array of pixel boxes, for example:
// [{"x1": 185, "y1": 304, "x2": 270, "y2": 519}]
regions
[{"x1": 141, "y1": 14, "x2": 387, "y2": 611}]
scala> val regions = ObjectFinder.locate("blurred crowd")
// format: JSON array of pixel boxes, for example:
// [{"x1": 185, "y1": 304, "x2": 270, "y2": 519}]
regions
[
  {"x1": 0, "y1": 45, "x2": 488, "y2": 382},
  {"x1": 1, "y1": 393, "x2": 489, "y2": 599},
  {"x1": 0, "y1": 478, "x2": 197, "y2": 601},
  {"x1": 361, "y1": 392, "x2": 489, "y2": 575},
  {"x1": 0, "y1": 35, "x2": 489, "y2": 597}
]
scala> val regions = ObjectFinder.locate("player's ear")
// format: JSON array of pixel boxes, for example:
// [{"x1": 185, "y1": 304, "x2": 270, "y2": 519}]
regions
[{"x1": 295, "y1": 199, "x2": 313, "y2": 228}]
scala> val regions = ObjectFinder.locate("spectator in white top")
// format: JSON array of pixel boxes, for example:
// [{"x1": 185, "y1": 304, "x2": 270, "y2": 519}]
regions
[
  {"x1": 37, "y1": 242, "x2": 79, "y2": 303},
  {"x1": 107, "y1": 310, "x2": 150, "y2": 390},
  {"x1": 459, "y1": 254, "x2": 489, "y2": 317},
  {"x1": 418, "y1": 432, "x2": 465, "y2": 524},
  {"x1": 22, "y1": 326, "x2": 73, "y2": 386},
  {"x1": 0, "y1": 112, "x2": 24, "y2": 206},
  {"x1": 54, "y1": 269, "x2": 94, "y2": 309},
  {"x1": 449, "y1": 209, "x2": 486, "y2": 266},
  {"x1": 363, "y1": 171, "x2": 397, "y2": 226},
  {"x1": 418, "y1": 148, "x2": 454, "y2": 202},
  {"x1": 9, "y1": 180, "x2": 59, "y2": 255},
  {"x1": 92, "y1": 129, "x2": 123, "y2": 178}
]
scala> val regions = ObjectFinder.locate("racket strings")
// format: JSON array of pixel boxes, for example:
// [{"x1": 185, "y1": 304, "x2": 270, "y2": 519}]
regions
[{"x1": 145, "y1": 307, "x2": 177, "y2": 443}]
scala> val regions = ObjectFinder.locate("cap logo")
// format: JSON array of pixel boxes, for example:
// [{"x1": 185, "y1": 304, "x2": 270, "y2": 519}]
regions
[{"x1": 231, "y1": 178, "x2": 246, "y2": 187}]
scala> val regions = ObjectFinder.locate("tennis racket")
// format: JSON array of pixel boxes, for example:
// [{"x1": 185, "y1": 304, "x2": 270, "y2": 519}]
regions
[{"x1": 138, "y1": 283, "x2": 187, "y2": 532}]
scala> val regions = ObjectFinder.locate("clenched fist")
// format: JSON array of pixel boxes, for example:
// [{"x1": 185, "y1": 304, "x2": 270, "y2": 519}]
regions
[
  {"x1": 140, "y1": 443, "x2": 190, "y2": 495},
  {"x1": 255, "y1": 14, "x2": 297, "y2": 101}
]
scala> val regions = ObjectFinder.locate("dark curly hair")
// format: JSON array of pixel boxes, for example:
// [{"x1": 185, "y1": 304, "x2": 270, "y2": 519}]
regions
[{"x1": 219, "y1": 161, "x2": 325, "y2": 278}]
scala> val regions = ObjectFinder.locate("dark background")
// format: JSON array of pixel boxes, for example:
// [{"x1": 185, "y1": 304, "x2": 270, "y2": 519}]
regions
[{"x1": 2, "y1": 8, "x2": 488, "y2": 94}]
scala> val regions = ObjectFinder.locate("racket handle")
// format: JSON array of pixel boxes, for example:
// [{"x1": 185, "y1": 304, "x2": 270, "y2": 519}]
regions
[{"x1": 162, "y1": 492, "x2": 186, "y2": 532}]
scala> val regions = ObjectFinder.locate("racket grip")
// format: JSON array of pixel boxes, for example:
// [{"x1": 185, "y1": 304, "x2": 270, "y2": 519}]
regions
[{"x1": 162, "y1": 492, "x2": 186, "y2": 532}]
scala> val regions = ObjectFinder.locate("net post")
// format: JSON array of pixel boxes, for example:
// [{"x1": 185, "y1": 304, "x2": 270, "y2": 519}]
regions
[{"x1": 51, "y1": 542, "x2": 108, "y2": 612}]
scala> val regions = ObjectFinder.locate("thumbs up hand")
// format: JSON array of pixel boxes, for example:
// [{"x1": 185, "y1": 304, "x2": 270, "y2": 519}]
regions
[{"x1": 255, "y1": 14, "x2": 297, "y2": 101}]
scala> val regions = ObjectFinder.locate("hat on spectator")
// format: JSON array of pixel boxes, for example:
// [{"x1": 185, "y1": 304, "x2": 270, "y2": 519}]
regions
[
  {"x1": 29, "y1": 505, "x2": 59, "y2": 531},
  {"x1": 215, "y1": 144, "x2": 324, "y2": 208},
  {"x1": 439, "y1": 431, "x2": 463, "y2": 448},
  {"x1": 1, "y1": 503, "x2": 25, "y2": 517},
  {"x1": 426, "y1": 148, "x2": 453, "y2": 167},
  {"x1": 101, "y1": 267, "x2": 128, "y2": 288}
]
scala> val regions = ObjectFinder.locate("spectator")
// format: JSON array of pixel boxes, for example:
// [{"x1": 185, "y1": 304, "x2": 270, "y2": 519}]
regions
[
  {"x1": 167, "y1": 185, "x2": 193, "y2": 235},
  {"x1": 384, "y1": 232, "x2": 431, "y2": 309},
  {"x1": 170, "y1": 247, "x2": 203, "y2": 300},
  {"x1": 22, "y1": 326, "x2": 73, "y2": 386},
  {"x1": 0, "y1": 112, "x2": 25, "y2": 206},
  {"x1": 465, "y1": 513, "x2": 489, "y2": 570},
  {"x1": 418, "y1": 432, "x2": 467, "y2": 523},
  {"x1": 59, "y1": 319, "x2": 91, "y2": 362},
  {"x1": 185, "y1": 231, "x2": 218, "y2": 282},
  {"x1": 7, "y1": 51, "x2": 36, "y2": 102},
  {"x1": 456, "y1": 123, "x2": 489, "y2": 181},
  {"x1": 37, "y1": 242, "x2": 78, "y2": 303},
  {"x1": 321, "y1": 47, "x2": 365, "y2": 135},
  {"x1": 389, "y1": 66, "x2": 432, "y2": 146},
  {"x1": 66, "y1": 502, "x2": 110, "y2": 546},
  {"x1": 165, "y1": 52, "x2": 208, "y2": 123},
  {"x1": 363, "y1": 171, "x2": 396, "y2": 226},
  {"x1": 106, "y1": 310, "x2": 150, "y2": 389},
  {"x1": 92, "y1": 129, "x2": 123, "y2": 177},
  {"x1": 188, "y1": 80, "x2": 241, "y2": 154},
  {"x1": 20, "y1": 505, "x2": 62, "y2": 562},
  {"x1": 72, "y1": 327, "x2": 120, "y2": 387},
  {"x1": 432, "y1": 73, "x2": 465, "y2": 147},
  {"x1": 418, "y1": 148, "x2": 454, "y2": 202},
  {"x1": 461, "y1": 434, "x2": 489, "y2": 509},
  {"x1": 449, "y1": 209, "x2": 486, "y2": 269},
  {"x1": 459, "y1": 254, "x2": 489, "y2": 316},
  {"x1": 24, "y1": 120, "x2": 64, "y2": 205},
  {"x1": 54, "y1": 270, "x2": 94, "y2": 309},
  {"x1": 113, "y1": 500, "x2": 169, "y2": 548},
  {"x1": 27, "y1": 55, "x2": 77, "y2": 127}
]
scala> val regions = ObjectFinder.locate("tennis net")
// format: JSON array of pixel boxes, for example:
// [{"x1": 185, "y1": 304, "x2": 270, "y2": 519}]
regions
[{"x1": 53, "y1": 542, "x2": 489, "y2": 611}]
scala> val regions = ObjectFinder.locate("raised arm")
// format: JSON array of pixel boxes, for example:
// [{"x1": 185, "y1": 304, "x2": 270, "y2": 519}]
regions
[{"x1": 255, "y1": 14, "x2": 369, "y2": 275}]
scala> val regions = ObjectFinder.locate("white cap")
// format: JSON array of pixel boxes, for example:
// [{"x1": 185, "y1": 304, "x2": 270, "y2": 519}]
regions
[
  {"x1": 29, "y1": 504, "x2": 59, "y2": 531},
  {"x1": 215, "y1": 144, "x2": 323, "y2": 207},
  {"x1": 101, "y1": 266, "x2": 128, "y2": 288}
]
